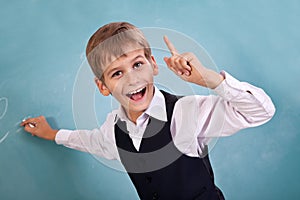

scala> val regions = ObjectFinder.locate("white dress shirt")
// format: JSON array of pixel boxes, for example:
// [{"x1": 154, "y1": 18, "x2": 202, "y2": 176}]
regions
[{"x1": 55, "y1": 71, "x2": 275, "y2": 159}]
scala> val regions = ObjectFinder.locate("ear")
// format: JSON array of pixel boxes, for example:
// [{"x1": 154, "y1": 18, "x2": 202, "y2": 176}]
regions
[
  {"x1": 94, "y1": 77, "x2": 111, "y2": 96},
  {"x1": 150, "y1": 55, "x2": 159, "y2": 76}
]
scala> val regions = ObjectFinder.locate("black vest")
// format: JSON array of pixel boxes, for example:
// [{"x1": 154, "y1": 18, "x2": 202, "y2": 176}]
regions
[{"x1": 115, "y1": 91, "x2": 224, "y2": 200}]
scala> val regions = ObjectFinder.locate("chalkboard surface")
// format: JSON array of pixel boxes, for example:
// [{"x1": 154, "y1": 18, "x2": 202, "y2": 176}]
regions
[{"x1": 1, "y1": 1, "x2": 299, "y2": 199}]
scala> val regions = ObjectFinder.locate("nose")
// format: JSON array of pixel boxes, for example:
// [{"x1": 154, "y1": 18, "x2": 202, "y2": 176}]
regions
[{"x1": 126, "y1": 70, "x2": 140, "y2": 85}]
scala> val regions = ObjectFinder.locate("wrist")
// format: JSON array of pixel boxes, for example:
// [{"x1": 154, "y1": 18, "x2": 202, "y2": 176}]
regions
[
  {"x1": 46, "y1": 129, "x2": 58, "y2": 141},
  {"x1": 205, "y1": 70, "x2": 224, "y2": 89}
]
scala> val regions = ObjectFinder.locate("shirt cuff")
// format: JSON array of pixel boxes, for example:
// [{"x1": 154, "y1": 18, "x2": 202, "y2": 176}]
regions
[
  {"x1": 213, "y1": 71, "x2": 247, "y2": 101},
  {"x1": 55, "y1": 129, "x2": 72, "y2": 145}
]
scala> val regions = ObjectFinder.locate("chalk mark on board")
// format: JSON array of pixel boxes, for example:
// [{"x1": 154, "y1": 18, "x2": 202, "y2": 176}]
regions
[
  {"x1": 0, "y1": 97, "x2": 8, "y2": 120},
  {"x1": 0, "y1": 97, "x2": 9, "y2": 143},
  {"x1": 0, "y1": 131, "x2": 10, "y2": 144}
]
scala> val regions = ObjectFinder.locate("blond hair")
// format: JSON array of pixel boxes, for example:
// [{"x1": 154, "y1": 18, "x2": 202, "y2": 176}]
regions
[{"x1": 86, "y1": 22, "x2": 152, "y2": 81}]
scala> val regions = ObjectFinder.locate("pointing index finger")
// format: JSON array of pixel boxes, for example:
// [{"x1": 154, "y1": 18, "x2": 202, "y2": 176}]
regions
[{"x1": 163, "y1": 35, "x2": 179, "y2": 56}]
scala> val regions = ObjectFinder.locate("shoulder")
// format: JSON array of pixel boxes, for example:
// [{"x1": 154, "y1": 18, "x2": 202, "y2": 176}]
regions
[
  {"x1": 161, "y1": 90, "x2": 220, "y2": 104},
  {"x1": 160, "y1": 90, "x2": 182, "y2": 103},
  {"x1": 99, "y1": 111, "x2": 120, "y2": 159},
  {"x1": 173, "y1": 94, "x2": 222, "y2": 114},
  {"x1": 99, "y1": 110, "x2": 118, "y2": 136},
  {"x1": 176, "y1": 94, "x2": 220, "y2": 104}
]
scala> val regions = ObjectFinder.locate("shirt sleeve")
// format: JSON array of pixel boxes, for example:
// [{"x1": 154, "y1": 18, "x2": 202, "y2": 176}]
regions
[
  {"x1": 172, "y1": 71, "x2": 276, "y2": 150},
  {"x1": 212, "y1": 71, "x2": 276, "y2": 135},
  {"x1": 55, "y1": 112, "x2": 119, "y2": 160}
]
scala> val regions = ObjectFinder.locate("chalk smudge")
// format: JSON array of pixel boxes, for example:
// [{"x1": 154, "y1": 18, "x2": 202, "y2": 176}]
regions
[
  {"x1": 0, "y1": 97, "x2": 8, "y2": 120},
  {"x1": 0, "y1": 131, "x2": 10, "y2": 143}
]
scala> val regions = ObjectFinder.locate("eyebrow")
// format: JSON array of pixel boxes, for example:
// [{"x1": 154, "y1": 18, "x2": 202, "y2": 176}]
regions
[{"x1": 123, "y1": 54, "x2": 144, "y2": 61}]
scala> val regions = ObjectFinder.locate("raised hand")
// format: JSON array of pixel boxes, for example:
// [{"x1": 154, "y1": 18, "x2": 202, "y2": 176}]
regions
[{"x1": 163, "y1": 36, "x2": 224, "y2": 89}]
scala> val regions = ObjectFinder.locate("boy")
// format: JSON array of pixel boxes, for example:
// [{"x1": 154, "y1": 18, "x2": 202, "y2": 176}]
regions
[{"x1": 21, "y1": 22, "x2": 275, "y2": 199}]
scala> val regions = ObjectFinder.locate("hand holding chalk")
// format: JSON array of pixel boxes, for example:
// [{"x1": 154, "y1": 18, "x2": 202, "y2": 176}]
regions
[
  {"x1": 21, "y1": 116, "x2": 58, "y2": 141},
  {"x1": 22, "y1": 119, "x2": 36, "y2": 128}
]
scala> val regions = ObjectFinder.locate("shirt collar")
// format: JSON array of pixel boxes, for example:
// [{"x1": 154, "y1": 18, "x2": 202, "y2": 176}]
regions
[{"x1": 114, "y1": 86, "x2": 167, "y2": 123}]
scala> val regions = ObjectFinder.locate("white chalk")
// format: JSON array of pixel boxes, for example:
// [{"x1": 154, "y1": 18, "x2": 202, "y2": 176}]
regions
[
  {"x1": 22, "y1": 119, "x2": 36, "y2": 128},
  {"x1": 28, "y1": 123, "x2": 35, "y2": 128}
]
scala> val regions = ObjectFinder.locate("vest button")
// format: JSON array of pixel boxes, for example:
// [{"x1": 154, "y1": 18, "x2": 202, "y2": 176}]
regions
[
  {"x1": 146, "y1": 176, "x2": 152, "y2": 183},
  {"x1": 152, "y1": 192, "x2": 159, "y2": 199}
]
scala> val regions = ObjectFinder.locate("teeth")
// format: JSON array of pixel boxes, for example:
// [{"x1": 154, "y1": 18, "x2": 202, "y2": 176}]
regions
[{"x1": 128, "y1": 87, "x2": 144, "y2": 95}]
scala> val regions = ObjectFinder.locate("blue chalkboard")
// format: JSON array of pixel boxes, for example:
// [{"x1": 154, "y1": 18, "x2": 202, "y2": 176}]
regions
[{"x1": 1, "y1": 1, "x2": 299, "y2": 199}]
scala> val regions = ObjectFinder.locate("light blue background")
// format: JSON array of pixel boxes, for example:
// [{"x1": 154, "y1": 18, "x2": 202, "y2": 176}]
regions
[{"x1": 1, "y1": 0, "x2": 299, "y2": 199}]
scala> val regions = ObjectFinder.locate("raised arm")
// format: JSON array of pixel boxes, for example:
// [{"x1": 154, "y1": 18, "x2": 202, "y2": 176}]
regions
[{"x1": 164, "y1": 36, "x2": 275, "y2": 147}]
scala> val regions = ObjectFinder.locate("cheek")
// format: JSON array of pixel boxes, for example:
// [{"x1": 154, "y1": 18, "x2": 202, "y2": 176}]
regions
[
  {"x1": 138, "y1": 66, "x2": 155, "y2": 81},
  {"x1": 108, "y1": 80, "x2": 125, "y2": 96}
]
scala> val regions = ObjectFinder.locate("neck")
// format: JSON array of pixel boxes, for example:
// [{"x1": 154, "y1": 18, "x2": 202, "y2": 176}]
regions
[{"x1": 126, "y1": 110, "x2": 144, "y2": 124}]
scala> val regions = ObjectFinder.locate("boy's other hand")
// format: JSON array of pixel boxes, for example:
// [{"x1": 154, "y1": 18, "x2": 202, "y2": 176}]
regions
[
  {"x1": 163, "y1": 36, "x2": 224, "y2": 89},
  {"x1": 20, "y1": 116, "x2": 58, "y2": 141}
]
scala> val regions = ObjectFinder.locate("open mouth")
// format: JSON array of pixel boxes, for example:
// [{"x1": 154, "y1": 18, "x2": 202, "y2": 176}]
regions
[{"x1": 126, "y1": 87, "x2": 147, "y2": 101}]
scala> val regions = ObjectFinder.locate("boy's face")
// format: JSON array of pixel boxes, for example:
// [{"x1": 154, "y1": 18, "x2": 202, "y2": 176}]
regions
[{"x1": 95, "y1": 49, "x2": 158, "y2": 121}]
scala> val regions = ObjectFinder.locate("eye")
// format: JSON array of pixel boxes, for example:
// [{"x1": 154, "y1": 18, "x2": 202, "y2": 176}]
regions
[
  {"x1": 133, "y1": 61, "x2": 143, "y2": 69},
  {"x1": 111, "y1": 71, "x2": 122, "y2": 78}
]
